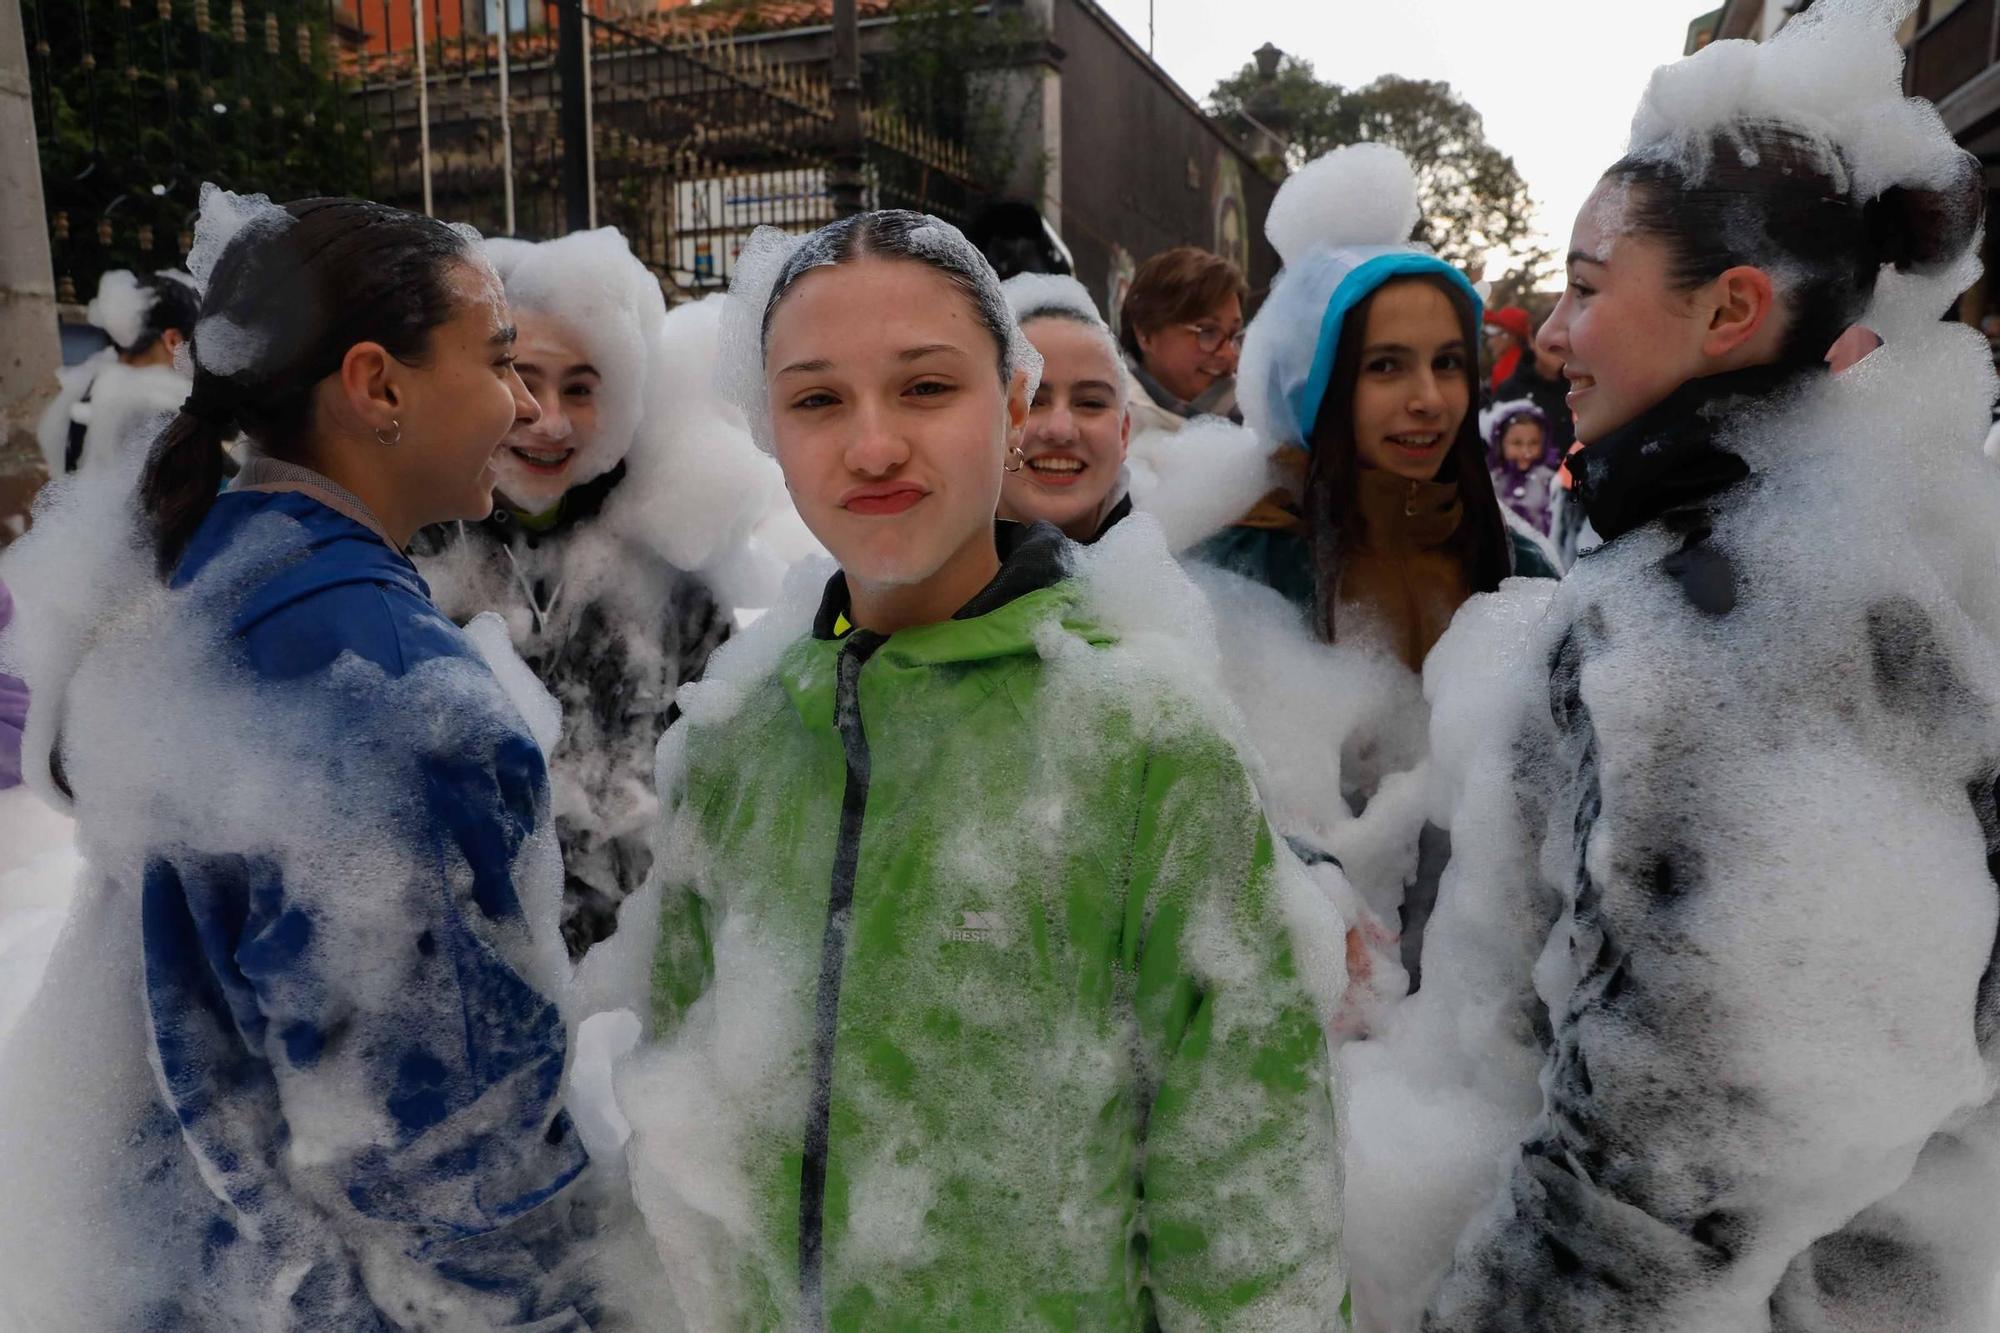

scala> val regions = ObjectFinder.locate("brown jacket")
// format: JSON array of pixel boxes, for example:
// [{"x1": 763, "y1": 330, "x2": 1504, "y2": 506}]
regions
[{"x1": 1337, "y1": 471, "x2": 1471, "y2": 671}]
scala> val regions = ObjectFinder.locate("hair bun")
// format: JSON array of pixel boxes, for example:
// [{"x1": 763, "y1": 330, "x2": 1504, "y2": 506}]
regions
[{"x1": 1865, "y1": 150, "x2": 1984, "y2": 275}]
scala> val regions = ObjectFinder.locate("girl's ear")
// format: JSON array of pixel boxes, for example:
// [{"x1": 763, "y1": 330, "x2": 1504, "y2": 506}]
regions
[
  {"x1": 1700, "y1": 265, "x2": 1778, "y2": 360},
  {"x1": 1005, "y1": 367, "x2": 1031, "y2": 444},
  {"x1": 337, "y1": 341, "x2": 401, "y2": 436}
]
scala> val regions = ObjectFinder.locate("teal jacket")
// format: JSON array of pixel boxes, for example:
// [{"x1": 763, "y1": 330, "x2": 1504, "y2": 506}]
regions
[{"x1": 1190, "y1": 523, "x2": 1558, "y2": 615}]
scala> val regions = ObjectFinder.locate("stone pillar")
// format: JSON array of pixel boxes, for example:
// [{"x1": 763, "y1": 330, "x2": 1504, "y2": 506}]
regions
[
  {"x1": 0, "y1": 0, "x2": 60, "y2": 543},
  {"x1": 974, "y1": 0, "x2": 1061, "y2": 221}
]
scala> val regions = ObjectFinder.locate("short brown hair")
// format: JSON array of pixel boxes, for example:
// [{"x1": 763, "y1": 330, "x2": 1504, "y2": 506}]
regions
[{"x1": 1118, "y1": 246, "x2": 1249, "y2": 357}]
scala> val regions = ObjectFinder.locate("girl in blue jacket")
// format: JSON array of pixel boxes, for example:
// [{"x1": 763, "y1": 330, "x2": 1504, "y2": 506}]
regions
[{"x1": 0, "y1": 190, "x2": 610, "y2": 1329}]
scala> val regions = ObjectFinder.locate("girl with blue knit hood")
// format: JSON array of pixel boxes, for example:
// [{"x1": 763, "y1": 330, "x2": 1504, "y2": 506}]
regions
[{"x1": 1209, "y1": 143, "x2": 1555, "y2": 671}]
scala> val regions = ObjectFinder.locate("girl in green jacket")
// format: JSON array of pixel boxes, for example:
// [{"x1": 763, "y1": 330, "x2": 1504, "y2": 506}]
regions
[{"x1": 617, "y1": 211, "x2": 1345, "y2": 1331}]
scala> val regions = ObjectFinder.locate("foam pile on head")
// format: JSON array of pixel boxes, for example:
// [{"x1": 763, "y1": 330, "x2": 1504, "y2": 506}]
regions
[
  {"x1": 488, "y1": 226, "x2": 665, "y2": 484},
  {"x1": 717, "y1": 210, "x2": 1042, "y2": 454},
  {"x1": 1237, "y1": 142, "x2": 1482, "y2": 449},
  {"x1": 1619, "y1": 0, "x2": 1983, "y2": 333},
  {"x1": 183, "y1": 185, "x2": 300, "y2": 380},
  {"x1": 1002, "y1": 272, "x2": 1124, "y2": 400},
  {"x1": 86, "y1": 270, "x2": 197, "y2": 355},
  {"x1": 1002, "y1": 272, "x2": 1102, "y2": 328},
  {"x1": 183, "y1": 183, "x2": 487, "y2": 391}
]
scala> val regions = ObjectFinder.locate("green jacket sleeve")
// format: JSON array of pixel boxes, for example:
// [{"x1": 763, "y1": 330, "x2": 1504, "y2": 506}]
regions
[
  {"x1": 649, "y1": 790, "x2": 716, "y2": 1034},
  {"x1": 1125, "y1": 731, "x2": 1344, "y2": 1329}
]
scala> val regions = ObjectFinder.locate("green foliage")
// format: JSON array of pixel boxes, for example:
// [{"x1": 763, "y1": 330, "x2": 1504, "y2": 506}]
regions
[
  {"x1": 25, "y1": 0, "x2": 368, "y2": 301},
  {"x1": 866, "y1": 0, "x2": 1039, "y2": 194},
  {"x1": 1207, "y1": 52, "x2": 1354, "y2": 170},
  {"x1": 1210, "y1": 57, "x2": 1552, "y2": 290}
]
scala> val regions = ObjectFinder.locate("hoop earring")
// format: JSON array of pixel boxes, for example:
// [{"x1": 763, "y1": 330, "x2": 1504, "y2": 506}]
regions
[
  {"x1": 1004, "y1": 446, "x2": 1026, "y2": 474},
  {"x1": 375, "y1": 419, "x2": 402, "y2": 447}
]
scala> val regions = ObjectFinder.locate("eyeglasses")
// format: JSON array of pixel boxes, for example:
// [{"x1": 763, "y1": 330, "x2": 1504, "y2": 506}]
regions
[{"x1": 1180, "y1": 323, "x2": 1247, "y2": 354}]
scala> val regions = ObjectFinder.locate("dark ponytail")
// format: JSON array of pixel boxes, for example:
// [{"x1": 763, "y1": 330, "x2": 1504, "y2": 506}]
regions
[
  {"x1": 139, "y1": 382, "x2": 235, "y2": 575},
  {"x1": 1606, "y1": 127, "x2": 1983, "y2": 367},
  {"x1": 139, "y1": 196, "x2": 476, "y2": 577}
]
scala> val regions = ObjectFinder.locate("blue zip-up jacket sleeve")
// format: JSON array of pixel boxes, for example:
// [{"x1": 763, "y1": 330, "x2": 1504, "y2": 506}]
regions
[{"x1": 139, "y1": 493, "x2": 597, "y2": 1328}]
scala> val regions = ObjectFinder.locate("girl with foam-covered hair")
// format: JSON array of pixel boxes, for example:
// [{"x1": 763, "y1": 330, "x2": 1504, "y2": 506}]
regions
[
  {"x1": 36, "y1": 269, "x2": 204, "y2": 478},
  {"x1": 411, "y1": 228, "x2": 766, "y2": 957},
  {"x1": 994, "y1": 272, "x2": 1134, "y2": 543},
  {"x1": 0, "y1": 188, "x2": 611, "y2": 1327},
  {"x1": 618, "y1": 209, "x2": 1343, "y2": 1328},
  {"x1": 1349, "y1": 4, "x2": 2000, "y2": 1328}
]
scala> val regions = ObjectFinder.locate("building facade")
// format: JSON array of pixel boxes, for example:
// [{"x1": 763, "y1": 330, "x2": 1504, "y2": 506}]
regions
[{"x1": 1043, "y1": 0, "x2": 1278, "y2": 324}]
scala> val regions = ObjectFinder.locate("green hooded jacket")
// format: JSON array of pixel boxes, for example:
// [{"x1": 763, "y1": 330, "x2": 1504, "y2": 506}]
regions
[{"x1": 644, "y1": 523, "x2": 1342, "y2": 1331}]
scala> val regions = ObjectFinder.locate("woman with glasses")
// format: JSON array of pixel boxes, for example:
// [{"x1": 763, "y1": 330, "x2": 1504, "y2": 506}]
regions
[{"x1": 1116, "y1": 246, "x2": 1247, "y2": 433}]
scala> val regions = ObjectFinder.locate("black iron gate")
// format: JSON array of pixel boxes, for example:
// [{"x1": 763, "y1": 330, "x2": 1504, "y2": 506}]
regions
[
  {"x1": 323, "y1": 0, "x2": 988, "y2": 290},
  {"x1": 28, "y1": 0, "x2": 989, "y2": 301}
]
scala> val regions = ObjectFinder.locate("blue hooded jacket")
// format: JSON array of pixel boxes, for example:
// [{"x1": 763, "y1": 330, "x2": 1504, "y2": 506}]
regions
[{"x1": 123, "y1": 487, "x2": 597, "y2": 1329}]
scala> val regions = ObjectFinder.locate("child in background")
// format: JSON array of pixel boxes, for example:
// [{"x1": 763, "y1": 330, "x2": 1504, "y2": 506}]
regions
[{"x1": 1481, "y1": 398, "x2": 1558, "y2": 535}]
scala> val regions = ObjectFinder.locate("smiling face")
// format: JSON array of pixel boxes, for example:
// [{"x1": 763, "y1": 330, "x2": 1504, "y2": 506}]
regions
[
  {"x1": 1348, "y1": 279, "x2": 1473, "y2": 485},
  {"x1": 489, "y1": 311, "x2": 602, "y2": 513},
  {"x1": 1538, "y1": 179, "x2": 1721, "y2": 445},
  {"x1": 765, "y1": 256, "x2": 1028, "y2": 619},
  {"x1": 388, "y1": 260, "x2": 541, "y2": 528},
  {"x1": 1500, "y1": 419, "x2": 1545, "y2": 470},
  {"x1": 1136, "y1": 292, "x2": 1243, "y2": 404},
  {"x1": 999, "y1": 315, "x2": 1130, "y2": 540}
]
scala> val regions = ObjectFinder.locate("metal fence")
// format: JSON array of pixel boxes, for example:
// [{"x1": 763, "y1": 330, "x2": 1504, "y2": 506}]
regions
[
  {"x1": 27, "y1": 0, "x2": 989, "y2": 302},
  {"x1": 25, "y1": 0, "x2": 370, "y2": 303},
  {"x1": 340, "y1": 0, "x2": 987, "y2": 292}
]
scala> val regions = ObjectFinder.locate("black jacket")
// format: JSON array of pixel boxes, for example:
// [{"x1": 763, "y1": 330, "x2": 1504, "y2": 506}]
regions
[
  {"x1": 1421, "y1": 361, "x2": 2000, "y2": 1331},
  {"x1": 414, "y1": 463, "x2": 731, "y2": 955}
]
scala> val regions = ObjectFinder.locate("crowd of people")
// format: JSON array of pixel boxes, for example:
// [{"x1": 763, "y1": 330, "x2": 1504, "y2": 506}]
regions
[{"x1": 3, "y1": 1, "x2": 2000, "y2": 1329}]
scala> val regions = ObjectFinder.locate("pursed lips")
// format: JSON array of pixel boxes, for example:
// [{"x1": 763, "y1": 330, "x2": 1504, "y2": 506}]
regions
[{"x1": 842, "y1": 483, "x2": 928, "y2": 516}]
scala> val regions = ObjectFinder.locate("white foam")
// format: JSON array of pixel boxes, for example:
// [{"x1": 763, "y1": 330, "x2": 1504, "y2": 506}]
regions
[
  {"x1": 85, "y1": 271, "x2": 155, "y2": 352},
  {"x1": 0, "y1": 461, "x2": 610, "y2": 1327},
  {"x1": 596, "y1": 513, "x2": 1352, "y2": 1326},
  {"x1": 1625, "y1": 0, "x2": 1976, "y2": 329},
  {"x1": 1348, "y1": 308, "x2": 2000, "y2": 1326},
  {"x1": 1265, "y1": 142, "x2": 1423, "y2": 265}
]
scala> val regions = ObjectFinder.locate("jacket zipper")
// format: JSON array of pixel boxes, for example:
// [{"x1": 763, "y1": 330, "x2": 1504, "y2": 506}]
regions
[{"x1": 798, "y1": 630, "x2": 883, "y2": 1330}]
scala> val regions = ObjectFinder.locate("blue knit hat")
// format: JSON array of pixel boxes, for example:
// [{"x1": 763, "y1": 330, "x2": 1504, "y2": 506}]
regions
[{"x1": 1238, "y1": 143, "x2": 1484, "y2": 450}]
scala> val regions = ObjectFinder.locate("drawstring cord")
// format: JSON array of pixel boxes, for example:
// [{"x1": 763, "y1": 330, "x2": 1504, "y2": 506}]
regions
[{"x1": 499, "y1": 539, "x2": 564, "y2": 637}]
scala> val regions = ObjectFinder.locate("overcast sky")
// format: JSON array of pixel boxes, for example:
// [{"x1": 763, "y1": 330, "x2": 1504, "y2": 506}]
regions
[{"x1": 1091, "y1": 0, "x2": 1700, "y2": 280}]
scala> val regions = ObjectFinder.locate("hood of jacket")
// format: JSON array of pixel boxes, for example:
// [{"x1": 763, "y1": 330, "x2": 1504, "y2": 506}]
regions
[
  {"x1": 1570, "y1": 361, "x2": 1823, "y2": 542},
  {"x1": 793, "y1": 520, "x2": 1103, "y2": 693}
]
